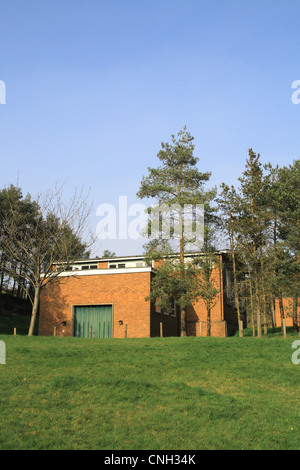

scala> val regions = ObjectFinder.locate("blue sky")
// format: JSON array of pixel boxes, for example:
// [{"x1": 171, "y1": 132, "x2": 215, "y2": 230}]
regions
[{"x1": 1, "y1": 0, "x2": 299, "y2": 256}]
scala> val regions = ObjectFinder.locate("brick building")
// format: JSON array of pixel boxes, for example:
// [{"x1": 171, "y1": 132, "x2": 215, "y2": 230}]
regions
[
  {"x1": 38, "y1": 251, "x2": 240, "y2": 338},
  {"x1": 274, "y1": 298, "x2": 300, "y2": 328}
]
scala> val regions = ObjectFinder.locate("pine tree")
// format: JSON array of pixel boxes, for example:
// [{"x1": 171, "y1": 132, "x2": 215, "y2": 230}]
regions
[
  {"x1": 275, "y1": 160, "x2": 300, "y2": 330},
  {"x1": 137, "y1": 127, "x2": 216, "y2": 335},
  {"x1": 218, "y1": 183, "x2": 244, "y2": 336}
]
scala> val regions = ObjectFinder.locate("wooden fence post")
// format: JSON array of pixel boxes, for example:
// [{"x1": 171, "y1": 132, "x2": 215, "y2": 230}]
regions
[
  {"x1": 283, "y1": 318, "x2": 286, "y2": 339},
  {"x1": 239, "y1": 320, "x2": 243, "y2": 338},
  {"x1": 160, "y1": 322, "x2": 163, "y2": 338},
  {"x1": 53, "y1": 326, "x2": 56, "y2": 337},
  {"x1": 125, "y1": 324, "x2": 128, "y2": 338}
]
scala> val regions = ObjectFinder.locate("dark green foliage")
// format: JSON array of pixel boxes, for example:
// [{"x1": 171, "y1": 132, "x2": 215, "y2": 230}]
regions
[{"x1": 219, "y1": 152, "x2": 300, "y2": 334}]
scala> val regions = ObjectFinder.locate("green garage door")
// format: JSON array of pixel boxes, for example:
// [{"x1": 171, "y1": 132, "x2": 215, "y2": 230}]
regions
[{"x1": 74, "y1": 305, "x2": 112, "y2": 338}]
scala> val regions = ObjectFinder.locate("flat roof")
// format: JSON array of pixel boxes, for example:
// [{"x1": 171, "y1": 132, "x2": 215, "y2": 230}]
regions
[{"x1": 69, "y1": 249, "x2": 230, "y2": 265}]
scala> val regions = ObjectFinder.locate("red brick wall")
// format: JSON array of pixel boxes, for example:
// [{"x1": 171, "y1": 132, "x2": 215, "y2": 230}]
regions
[
  {"x1": 153, "y1": 253, "x2": 237, "y2": 337},
  {"x1": 186, "y1": 320, "x2": 227, "y2": 337},
  {"x1": 39, "y1": 272, "x2": 152, "y2": 338},
  {"x1": 98, "y1": 261, "x2": 109, "y2": 269},
  {"x1": 185, "y1": 296, "x2": 228, "y2": 337},
  {"x1": 184, "y1": 260, "x2": 227, "y2": 337},
  {"x1": 275, "y1": 298, "x2": 300, "y2": 327}
]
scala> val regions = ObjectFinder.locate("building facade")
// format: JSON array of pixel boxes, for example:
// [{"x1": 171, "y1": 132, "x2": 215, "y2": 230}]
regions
[
  {"x1": 274, "y1": 298, "x2": 300, "y2": 328},
  {"x1": 38, "y1": 252, "x2": 240, "y2": 338}
]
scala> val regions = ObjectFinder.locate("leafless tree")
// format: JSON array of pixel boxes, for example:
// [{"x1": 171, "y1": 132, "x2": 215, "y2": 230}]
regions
[{"x1": 0, "y1": 184, "x2": 94, "y2": 335}]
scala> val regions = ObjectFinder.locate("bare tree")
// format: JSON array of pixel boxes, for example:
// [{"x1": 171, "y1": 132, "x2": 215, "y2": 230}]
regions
[{"x1": 0, "y1": 185, "x2": 94, "y2": 335}]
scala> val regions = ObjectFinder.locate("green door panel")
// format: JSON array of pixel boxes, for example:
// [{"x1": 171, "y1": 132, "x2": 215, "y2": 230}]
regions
[{"x1": 74, "y1": 305, "x2": 112, "y2": 338}]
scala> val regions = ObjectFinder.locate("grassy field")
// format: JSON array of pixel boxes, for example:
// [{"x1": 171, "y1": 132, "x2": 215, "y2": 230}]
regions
[{"x1": 0, "y1": 322, "x2": 299, "y2": 450}]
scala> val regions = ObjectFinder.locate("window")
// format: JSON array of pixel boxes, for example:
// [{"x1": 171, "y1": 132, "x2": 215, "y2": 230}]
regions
[
  {"x1": 81, "y1": 264, "x2": 98, "y2": 270},
  {"x1": 109, "y1": 263, "x2": 126, "y2": 269}
]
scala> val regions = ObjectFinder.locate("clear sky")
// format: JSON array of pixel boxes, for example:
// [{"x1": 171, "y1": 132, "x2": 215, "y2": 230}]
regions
[{"x1": 0, "y1": 0, "x2": 299, "y2": 256}]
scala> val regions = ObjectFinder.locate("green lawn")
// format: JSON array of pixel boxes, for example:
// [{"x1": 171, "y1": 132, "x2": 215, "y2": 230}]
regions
[{"x1": 0, "y1": 329, "x2": 299, "y2": 450}]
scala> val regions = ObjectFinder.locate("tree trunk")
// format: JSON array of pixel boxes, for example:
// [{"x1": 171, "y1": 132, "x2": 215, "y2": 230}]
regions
[
  {"x1": 256, "y1": 300, "x2": 262, "y2": 338},
  {"x1": 178, "y1": 205, "x2": 187, "y2": 337},
  {"x1": 0, "y1": 251, "x2": 5, "y2": 292},
  {"x1": 247, "y1": 264, "x2": 256, "y2": 336},
  {"x1": 28, "y1": 285, "x2": 40, "y2": 336},
  {"x1": 278, "y1": 291, "x2": 285, "y2": 331},
  {"x1": 292, "y1": 294, "x2": 299, "y2": 332},
  {"x1": 207, "y1": 306, "x2": 211, "y2": 337},
  {"x1": 232, "y1": 249, "x2": 242, "y2": 336},
  {"x1": 254, "y1": 271, "x2": 262, "y2": 338},
  {"x1": 270, "y1": 295, "x2": 276, "y2": 332},
  {"x1": 259, "y1": 247, "x2": 268, "y2": 335},
  {"x1": 229, "y1": 217, "x2": 242, "y2": 336},
  {"x1": 0, "y1": 266, "x2": 5, "y2": 292},
  {"x1": 263, "y1": 291, "x2": 268, "y2": 335},
  {"x1": 180, "y1": 308, "x2": 186, "y2": 336},
  {"x1": 12, "y1": 278, "x2": 16, "y2": 296}
]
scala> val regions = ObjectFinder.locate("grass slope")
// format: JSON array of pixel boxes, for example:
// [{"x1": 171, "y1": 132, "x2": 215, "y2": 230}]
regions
[{"x1": 0, "y1": 334, "x2": 299, "y2": 450}]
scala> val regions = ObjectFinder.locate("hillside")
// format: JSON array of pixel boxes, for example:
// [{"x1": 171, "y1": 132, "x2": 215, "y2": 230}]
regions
[
  {"x1": 0, "y1": 293, "x2": 31, "y2": 335},
  {"x1": 0, "y1": 335, "x2": 299, "y2": 450}
]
